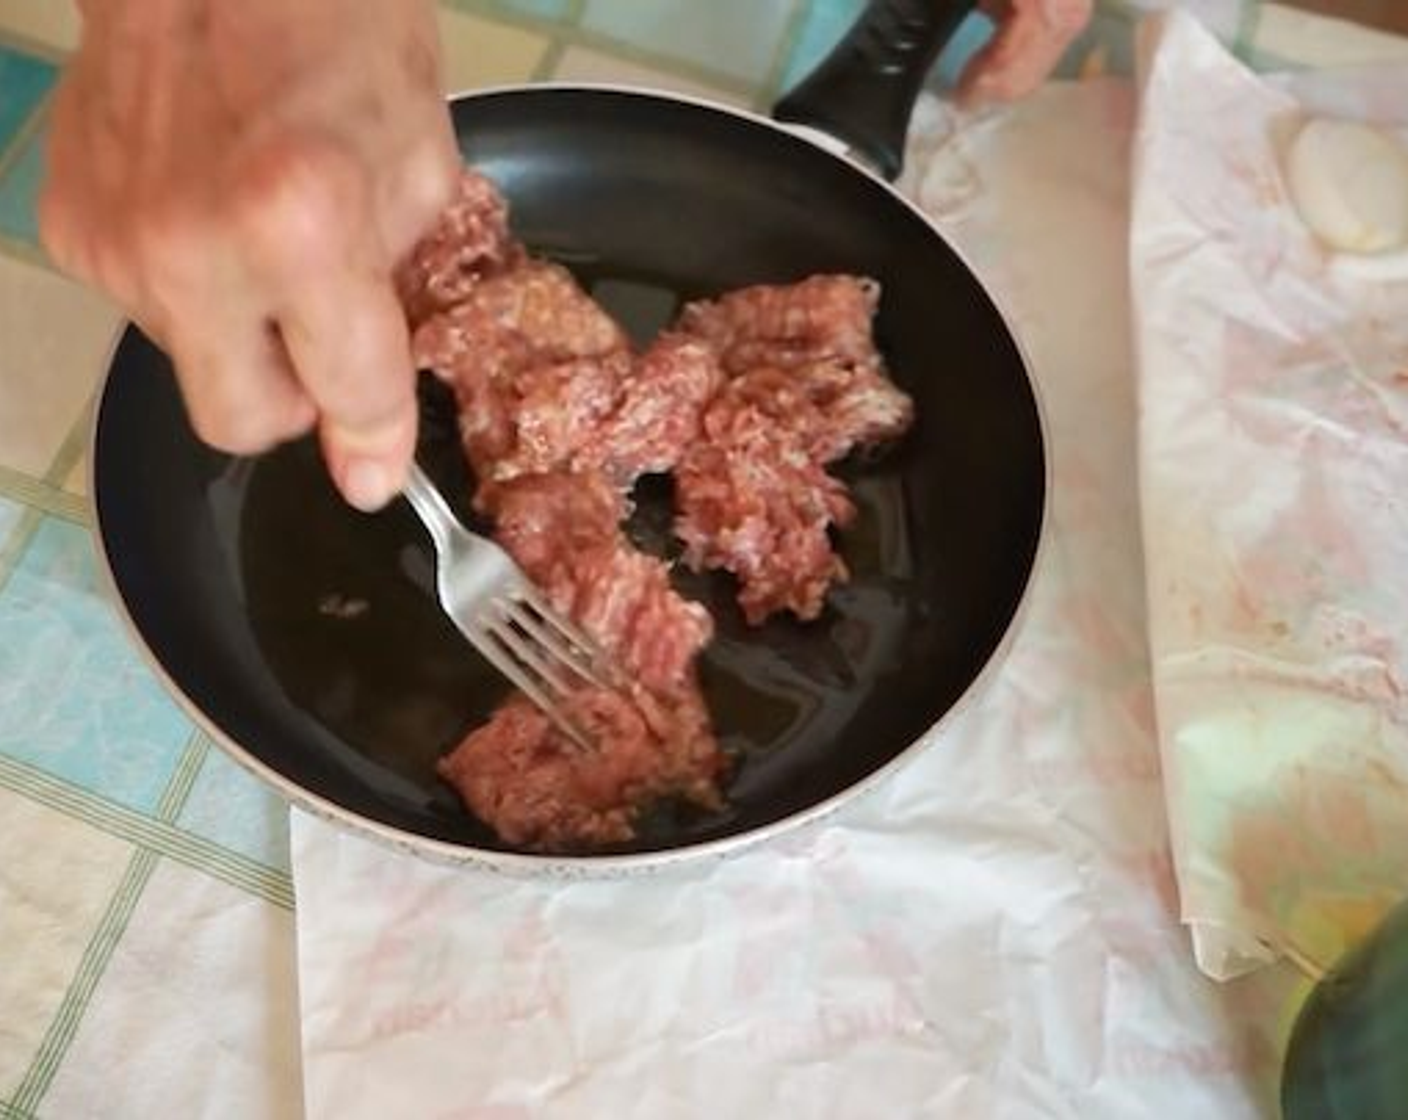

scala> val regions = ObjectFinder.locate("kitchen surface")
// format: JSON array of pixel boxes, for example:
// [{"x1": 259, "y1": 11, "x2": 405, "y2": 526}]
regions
[{"x1": 2, "y1": 1, "x2": 1408, "y2": 1117}]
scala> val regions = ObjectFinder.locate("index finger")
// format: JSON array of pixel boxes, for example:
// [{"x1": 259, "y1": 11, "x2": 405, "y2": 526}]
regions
[
  {"x1": 237, "y1": 136, "x2": 418, "y2": 510},
  {"x1": 281, "y1": 272, "x2": 418, "y2": 512}
]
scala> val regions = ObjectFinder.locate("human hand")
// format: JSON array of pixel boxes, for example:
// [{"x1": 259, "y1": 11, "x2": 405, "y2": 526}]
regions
[
  {"x1": 41, "y1": 0, "x2": 459, "y2": 510},
  {"x1": 957, "y1": 0, "x2": 1093, "y2": 107}
]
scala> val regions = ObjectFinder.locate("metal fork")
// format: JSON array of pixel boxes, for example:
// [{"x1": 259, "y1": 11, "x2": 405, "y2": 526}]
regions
[{"x1": 401, "y1": 462, "x2": 604, "y2": 747}]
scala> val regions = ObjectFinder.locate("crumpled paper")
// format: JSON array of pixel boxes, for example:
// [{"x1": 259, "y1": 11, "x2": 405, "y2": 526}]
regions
[
  {"x1": 289, "y1": 63, "x2": 1305, "y2": 1119},
  {"x1": 1131, "y1": 11, "x2": 1408, "y2": 980}
]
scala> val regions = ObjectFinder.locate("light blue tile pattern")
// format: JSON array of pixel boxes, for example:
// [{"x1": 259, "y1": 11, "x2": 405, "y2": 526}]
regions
[
  {"x1": 177, "y1": 745, "x2": 292, "y2": 875},
  {"x1": 780, "y1": 0, "x2": 865, "y2": 90},
  {"x1": 0, "y1": 518, "x2": 192, "y2": 814},
  {"x1": 0, "y1": 47, "x2": 55, "y2": 152},
  {"x1": 0, "y1": 123, "x2": 43, "y2": 246}
]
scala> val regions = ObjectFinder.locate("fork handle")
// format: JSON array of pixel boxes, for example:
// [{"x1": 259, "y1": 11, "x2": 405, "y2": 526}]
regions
[{"x1": 402, "y1": 462, "x2": 459, "y2": 552}]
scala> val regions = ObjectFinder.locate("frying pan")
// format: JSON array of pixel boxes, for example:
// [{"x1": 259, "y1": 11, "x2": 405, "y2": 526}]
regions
[{"x1": 92, "y1": 0, "x2": 1047, "y2": 872}]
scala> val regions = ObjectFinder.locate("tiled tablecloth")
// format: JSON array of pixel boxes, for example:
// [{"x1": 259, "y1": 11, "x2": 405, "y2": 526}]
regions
[{"x1": 1, "y1": 1, "x2": 1406, "y2": 1116}]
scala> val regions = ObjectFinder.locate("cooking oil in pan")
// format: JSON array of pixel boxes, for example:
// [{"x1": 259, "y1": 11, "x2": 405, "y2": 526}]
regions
[{"x1": 226, "y1": 268, "x2": 920, "y2": 848}]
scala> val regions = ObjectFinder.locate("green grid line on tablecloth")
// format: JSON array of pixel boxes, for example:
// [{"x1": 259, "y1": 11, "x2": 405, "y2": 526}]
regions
[
  {"x1": 0, "y1": 466, "x2": 87, "y2": 524},
  {"x1": 40, "y1": 396, "x2": 94, "y2": 491},
  {"x1": 0, "y1": 45, "x2": 54, "y2": 267},
  {"x1": 546, "y1": 22, "x2": 769, "y2": 99},
  {"x1": 0, "y1": 751, "x2": 295, "y2": 909},
  {"x1": 5, "y1": 729, "x2": 208, "y2": 1115},
  {"x1": 0, "y1": 504, "x2": 42, "y2": 597},
  {"x1": 0, "y1": 496, "x2": 21, "y2": 550},
  {"x1": 0, "y1": 518, "x2": 196, "y2": 815},
  {"x1": 0, "y1": 22, "x2": 66, "y2": 67},
  {"x1": 0, "y1": 118, "x2": 46, "y2": 248},
  {"x1": 7, "y1": 856, "x2": 157, "y2": 1112},
  {"x1": 0, "y1": 505, "x2": 297, "y2": 900},
  {"x1": 0, "y1": 46, "x2": 54, "y2": 151},
  {"x1": 0, "y1": 400, "x2": 95, "y2": 587}
]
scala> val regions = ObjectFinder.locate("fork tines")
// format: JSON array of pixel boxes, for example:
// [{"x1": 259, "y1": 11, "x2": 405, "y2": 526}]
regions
[{"x1": 477, "y1": 589, "x2": 607, "y2": 748}]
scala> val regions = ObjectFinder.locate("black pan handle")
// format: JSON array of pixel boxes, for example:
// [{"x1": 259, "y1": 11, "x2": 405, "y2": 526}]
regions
[{"x1": 773, "y1": 0, "x2": 978, "y2": 181}]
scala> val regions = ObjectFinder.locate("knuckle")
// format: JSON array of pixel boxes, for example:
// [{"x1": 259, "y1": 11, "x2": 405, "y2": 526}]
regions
[
  {"x1": 314, "y1": 347, "x2": 413, "y2": 432},
  {"x1": 234, "y1": 135, "x2": 364, "y2": 262},
  {"x1": 324, "y1": 400, "x2": 415, "y2": 459},
  {"x1": 404, "y1": 134, "x2": 459, "y2": 227},
  {"x1": 179, "y1": 371, "x2": 280, "y2": 455},
  {"x1": 257, "y1": 394, "x2": 317, "y2": 446},
  {"x1": 187, "y1": 404, "x2": 276, "y2": 456},
  {"x1": 320, "y1": 367, "x2": 412, "y2": 435},
  {"x1": 131, "y1": 200, "x2": 209, "y2": 283},
  {"x1": 290, "y1": 292, "x2": 412, "y2": 417}
]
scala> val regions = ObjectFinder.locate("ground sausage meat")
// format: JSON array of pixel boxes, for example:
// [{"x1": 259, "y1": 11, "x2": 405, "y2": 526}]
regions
[
  {"x1": 401, "y1": 177, "x2": 725, "y2": 849},
  {"x1": 411, "y1": 260, "x2": 633, "y2": 487},
  {"x1": 569, "y1": 335, "x2": 725, "y2": 486},
  {"x1": 394, "y1": 169, "x2": 519, "y2": 326},
  {"x1": 720, "y1": 361, "x2": 914, "y2": 465},
  {"x1": 412, "y1": 259, "x2": 629, "y2": 385},
  {"x1": 482, "y1": 471, "x2": 713, "y2": 694},
  {"x1": 677, "y1": 274, "x2": 883, "y2": 374},
  {"x1": 438, "y1": 471, "x2": 721, "y2": 851},
  {"x1": 396, "y1": 172, "x2": 914, "y2": 850},
  {"x1": 436, "y1": 685, "x2": 722, "y2": 850},
  {"x1": 674, "y1": 387, "x2": 857, "y2": 624},
  {"x1": 416, "y1": 304, "x2": 723, "y2": 494},
  {"x1": 672, "y1": 276, "x2": 913, "y2": 623}
]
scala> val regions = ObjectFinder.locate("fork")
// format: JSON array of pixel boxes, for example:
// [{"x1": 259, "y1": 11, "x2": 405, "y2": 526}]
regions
[{"x1": 401, "y1": 462, "x2": 604, "y2": 748}]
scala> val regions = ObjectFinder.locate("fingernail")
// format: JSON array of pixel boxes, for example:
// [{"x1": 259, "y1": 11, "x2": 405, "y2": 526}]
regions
[{"x1": 342, "y1": 458, "x2": 395, "y2": 512}]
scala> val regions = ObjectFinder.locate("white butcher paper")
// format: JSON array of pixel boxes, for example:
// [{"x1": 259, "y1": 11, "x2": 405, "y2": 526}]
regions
[
  {"x1": 1131, "y1": 11, "x2": 1408, "y2": 979},
  {"x1": 289, "y1": 52, "x2": 1309, "y2": 1118}
]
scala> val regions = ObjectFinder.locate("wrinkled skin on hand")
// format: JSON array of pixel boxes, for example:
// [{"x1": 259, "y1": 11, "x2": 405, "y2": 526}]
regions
[{"x1": 41, "y1": 0, "x2": 459, "y2": 510}]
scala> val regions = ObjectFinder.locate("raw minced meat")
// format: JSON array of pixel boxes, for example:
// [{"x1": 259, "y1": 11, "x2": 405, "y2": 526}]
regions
[
  {"x1": 396, "y1": 170, "x2": 913, "y2": 851},
  {"x1": 470, "y1": 353, "x2": 631, "y2": 486},
  {"x1": 719, "y1": 361, "x2": 914, "y2": 465},
  {"x1": 412, "y1": 258, "x2": 629, "y2": 385},
  {"x1": 444, "y1": 471, "x2": 719, "y2": 852},
  {"x1": 672, "y1": 277, "x2": 913, "y2": 622},
  {"x1": 394, "y1": 169, "x2": 519, "y2": 326},
  {"x1": 435, "y1": 685, "x2": 722, "y2": 851},
  {"x1": 677, "y1": 273, "x2": 883, "y2": 374},
  {"x1": 482, "y1": 471, "x2": 713, "y2": 695},
  {"x1": 569, "y1": 335, "x2": 725, "y2": 486},
  {"x1": 417, "y1": 301, "x2": 722, "y2": 493},
  {"x1": 674, "y1": 390, "x2": 857, "y2": 624}
]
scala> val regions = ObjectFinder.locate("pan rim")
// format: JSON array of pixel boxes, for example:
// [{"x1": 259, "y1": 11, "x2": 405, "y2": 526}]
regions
[{"x1": 89, "y1": 82, "x2": 1054, "y2": 876}]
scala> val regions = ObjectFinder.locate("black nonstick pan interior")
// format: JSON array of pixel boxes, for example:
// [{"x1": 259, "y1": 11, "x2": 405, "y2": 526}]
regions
[{"x1": 93, "y1": 84, "x2": 1045, "y2": 864}]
